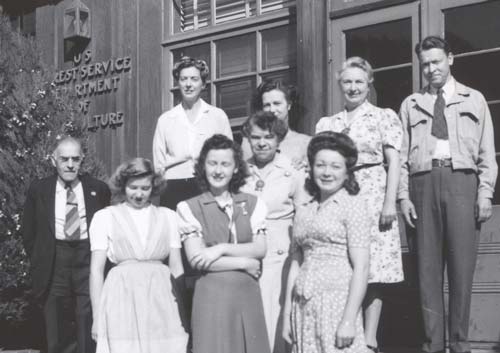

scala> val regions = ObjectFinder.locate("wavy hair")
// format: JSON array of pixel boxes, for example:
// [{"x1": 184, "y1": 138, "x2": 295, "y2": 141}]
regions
[
  {"x1": 241, "y1": 110, "x2": 288, "y2": 143},
  {"x1": 108, "y1": 157, "x2": 165, "y2": 204},
  {"x1": 172, "y1": 56, "x2": 209, "y2": 84},
  {"x1": 415, "y1": 35, "x2": 451, "y2": 56},
  {"x1": 336, "y1": 56, "x2": 374, "y2": 83},
  {"x1": 305, "y1": 131, "x2": 359, "y2": 199},
  {"x1": 194, "y1": 134, "x2": 249, "y2": 193}
]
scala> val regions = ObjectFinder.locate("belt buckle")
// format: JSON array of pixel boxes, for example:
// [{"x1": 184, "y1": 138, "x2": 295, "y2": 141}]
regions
[{"x1": 433, "y1": 159, "x2": 450, "y2": 168}]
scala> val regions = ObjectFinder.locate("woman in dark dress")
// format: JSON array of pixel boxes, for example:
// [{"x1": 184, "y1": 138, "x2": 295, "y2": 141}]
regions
[{"x1": 177, "y1": 134, "x2": 271, "y2": 353}]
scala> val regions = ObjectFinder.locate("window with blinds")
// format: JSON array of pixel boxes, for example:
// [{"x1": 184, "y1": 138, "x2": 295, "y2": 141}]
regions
[
  {"x1": 173, "y1": 0, "x2": 295, "y2": 33},
  {"x1": 170, "y1": 23, "x2": 296, "y2": 127}
]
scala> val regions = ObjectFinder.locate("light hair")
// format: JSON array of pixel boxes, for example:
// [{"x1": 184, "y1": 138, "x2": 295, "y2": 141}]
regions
[
  {"x1": 52, "y1": 136, "x2": 83, "y2": 157},
  {"x1": 108, "y1": 157, "x2": 165, "y2": 203},
  {"x1": 336, "y1": 56, "x2": 374, "y2": 83}
]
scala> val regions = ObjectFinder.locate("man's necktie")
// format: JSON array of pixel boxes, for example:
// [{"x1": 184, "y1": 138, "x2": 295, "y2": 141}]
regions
[
  {"x1": 431, "y1": 88, "x2": 448, "y2": 139},
  {"x1": 65, "y1": 185, "x2": 81, "y2": 240}
]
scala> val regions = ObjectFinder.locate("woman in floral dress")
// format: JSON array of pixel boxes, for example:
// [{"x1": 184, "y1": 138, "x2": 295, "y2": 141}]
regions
[
  {"x1": 316, "y1": 57, "x2": 404, "y2": 352},
  {"x1": 282, "y1": 132, "x2": 371, "y2": 353}
]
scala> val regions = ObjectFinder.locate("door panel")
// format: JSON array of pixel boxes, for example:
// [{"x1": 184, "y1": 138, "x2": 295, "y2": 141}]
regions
[
  {"x1": 329, "y1": 2, "x2": 420, "y2": 114},
  {"x1": 330, "y1": 3, "x2": 422, "y2": 350},
  {"x1": 329, "y1": 1, "x2": 500, "y2": 351},
  {"x1": 432, "y1": 1, "x2": 500, "y2": 350}
]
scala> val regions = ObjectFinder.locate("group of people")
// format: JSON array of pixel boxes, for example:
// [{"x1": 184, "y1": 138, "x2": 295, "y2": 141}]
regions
[{"x1": 22, "y1": 34, "x2": 496, "y2": 353}]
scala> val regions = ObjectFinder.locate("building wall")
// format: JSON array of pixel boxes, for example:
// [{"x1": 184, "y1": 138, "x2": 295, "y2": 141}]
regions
[
  {"x1": 27, "y1": 0, "x2": 500, "y2": 350},
  {"x1": 35, "y1": 0, "x2": 164, "y2": 176}
]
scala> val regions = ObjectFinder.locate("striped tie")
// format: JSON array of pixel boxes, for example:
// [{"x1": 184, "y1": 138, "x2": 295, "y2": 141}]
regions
[{"x1": 65, "y1": 185, "x2": 81, "y2": 240}]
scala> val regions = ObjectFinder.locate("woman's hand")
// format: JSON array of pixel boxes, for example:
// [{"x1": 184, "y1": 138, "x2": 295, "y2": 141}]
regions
[
  {"x1": 335, "y1": 319, "x2": 355, "y2": 349},
  {"x1": 191, "y1": 245, "x2": 223, "y2": 270},
  {"x1": 282, "y1": 311, "x2": 293, "y2": 345},
  {"x1": 242, "y1": 258, "x2": 261, "y2": 279},
  {"x1": 91, "y1": 319, "x2": 98, "y2": 342},
  {"x1": 379, "y1": 201, "x2": 397, "y2": 231}
]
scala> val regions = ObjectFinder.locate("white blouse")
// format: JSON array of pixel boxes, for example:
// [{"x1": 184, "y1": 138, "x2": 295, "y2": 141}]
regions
[{"x1": 89, "y1": 204, "x2": 181, "y2": 263}]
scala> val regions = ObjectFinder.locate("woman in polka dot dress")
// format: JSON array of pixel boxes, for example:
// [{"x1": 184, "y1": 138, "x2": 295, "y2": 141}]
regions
[{"x1": 282, "y1": 132, "x2": 371, "y2": 353}]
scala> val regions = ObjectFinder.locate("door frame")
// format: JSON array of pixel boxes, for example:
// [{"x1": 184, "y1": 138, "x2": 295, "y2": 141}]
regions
[{"x1": 328, "y1": 1, "x2": 421, "y2": 114}]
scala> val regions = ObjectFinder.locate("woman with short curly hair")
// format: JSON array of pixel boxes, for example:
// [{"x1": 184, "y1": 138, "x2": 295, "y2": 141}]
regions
[
  {"x1": 241, "y1": 80, "x2": 311, "y2": 170},
  {"x1": 240, "y1": 111, "x2": 308, "y2": 353},
  {"x1": 89, "y1": 157, "x2": 188, "y2": 353},
  {"x1": 153, "y1": 56, "x2": 233, "y2": 210}
]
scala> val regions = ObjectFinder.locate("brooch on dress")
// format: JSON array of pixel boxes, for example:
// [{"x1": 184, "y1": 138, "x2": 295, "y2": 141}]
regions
[{"x1": 255, "y1": 179, "x2": 265, "y2": 192}]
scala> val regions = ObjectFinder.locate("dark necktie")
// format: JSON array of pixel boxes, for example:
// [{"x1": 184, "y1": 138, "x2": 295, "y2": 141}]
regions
[
  {"x1": 431, "y1": 88, "x2": 448, "y2": 139},
  {"x1": 65, "y1": 185, "x2": 81, "y2": 240}
]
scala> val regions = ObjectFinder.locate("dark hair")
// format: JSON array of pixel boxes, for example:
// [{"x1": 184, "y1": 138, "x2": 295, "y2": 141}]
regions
[
  {"x1": 305, "y1": 131, "x2": 359, "y2": 199},
  {"x1": 108, "y1": 157, "x2": 165, "y2": 204},
  {"x1": 241, "y1": 110, "x2": 288, "y2": 143},
  {"x1": 252, "y1": 80, "x2": 300, "y2": 129},
  {"x1": 172, "y1": 56, "x2": 209, "y2": 84},
  {"x1": 253, "y1": 80, "x2": 296, "y2": 109},
  {"x1": 415, "y1": 36, "x2": 451, "y2": 56},
  {"x1": 194, "y1": 134, "x2": 249, "y2": 194}
]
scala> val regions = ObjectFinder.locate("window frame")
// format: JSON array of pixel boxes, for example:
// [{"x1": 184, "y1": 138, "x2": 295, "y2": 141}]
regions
[
  {"x1": 162, "y1": 14, "x2": 296, "y2": 127},
  {"x1": 329, "y1": 1, "x2": 420, "y2": 114},
  {"x1": 164, "y1": 0, "x2": 295, "y2": 43},
  {"x1": 429, "y1": 0, "x2": 500, "y2": 203}
]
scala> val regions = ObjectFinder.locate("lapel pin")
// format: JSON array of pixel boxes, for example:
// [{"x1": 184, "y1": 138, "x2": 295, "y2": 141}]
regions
[
  {"x1": 91, "y1": 191, "x2": 97, "y2": 196},
  {"x1": 238, "y1": 201, "x2": 248, "y2": 216}
]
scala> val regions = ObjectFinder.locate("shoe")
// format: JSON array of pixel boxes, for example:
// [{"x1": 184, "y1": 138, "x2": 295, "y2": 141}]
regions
[{"x1": 366, "y1": 345, "x2": 379, "y2": 353}]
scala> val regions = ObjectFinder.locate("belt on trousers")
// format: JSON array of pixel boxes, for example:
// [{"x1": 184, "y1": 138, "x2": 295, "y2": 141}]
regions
[
  {"x1": 352, "y1": 163, "x2": 382, "y2": 172},
  {"x1": 55, "y1": 239, "x2": 88, "y2": 247},
  {"x1": 432, "y1": 158, "x2": 452, "y2": 168}
]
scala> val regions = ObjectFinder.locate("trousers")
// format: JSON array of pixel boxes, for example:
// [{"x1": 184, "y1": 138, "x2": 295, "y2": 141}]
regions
[{"x1": 410, "y1": 167, "x2": 479, "y2": 353}]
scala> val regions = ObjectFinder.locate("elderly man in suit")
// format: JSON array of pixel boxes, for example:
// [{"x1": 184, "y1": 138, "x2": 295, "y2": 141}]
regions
[
  {"x1": 22, "y1": 136, "x2": 110, "y2": 353},
  {"x1": 399, "y1": 36, "x2": 497, "y2": 353}
]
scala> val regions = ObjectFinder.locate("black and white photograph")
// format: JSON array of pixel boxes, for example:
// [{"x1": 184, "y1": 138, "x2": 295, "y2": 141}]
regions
[{"x1": 1, "y1": 0, "x2": 499, "y2": 352}]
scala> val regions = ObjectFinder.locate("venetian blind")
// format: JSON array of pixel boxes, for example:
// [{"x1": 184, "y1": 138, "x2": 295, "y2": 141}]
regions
[{"x1": 174, "y1": 0, "x2": 295, "y2": 32}]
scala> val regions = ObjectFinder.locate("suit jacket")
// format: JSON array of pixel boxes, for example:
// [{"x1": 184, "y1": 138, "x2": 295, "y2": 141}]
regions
[{"x1": 22, "y1": 174, "x2": 111, "y2": 299}]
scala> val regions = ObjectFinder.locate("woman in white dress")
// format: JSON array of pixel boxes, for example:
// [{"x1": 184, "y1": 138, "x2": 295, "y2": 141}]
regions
[{"x1": 89, "y1": 158, "x2": 188, "y2": 353}]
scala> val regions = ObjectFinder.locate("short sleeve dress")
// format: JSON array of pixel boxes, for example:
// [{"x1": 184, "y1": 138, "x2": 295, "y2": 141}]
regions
[
  {"x1": 291, "y1": 189, "x2": 371, "y2": 353},
  {"x1": 177, "y1": 191, "x2": 271, "y2": 353},
  {"x1": 89, "y1": 203, "x2": 188, "y2": 353},
  {"x1": 316, "y1": 101, "x2": 404, "y2": 283}
]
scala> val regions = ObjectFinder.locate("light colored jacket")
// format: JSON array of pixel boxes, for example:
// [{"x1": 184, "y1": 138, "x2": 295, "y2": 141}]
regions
[{"x1": 398, "y1": 80, "x2": 497, "y2": 201}]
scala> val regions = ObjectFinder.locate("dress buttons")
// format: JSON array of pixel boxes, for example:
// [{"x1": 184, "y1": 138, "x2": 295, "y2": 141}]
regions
[{"x1": 277, "y1": 250, "x2": 284, "y2": 255}]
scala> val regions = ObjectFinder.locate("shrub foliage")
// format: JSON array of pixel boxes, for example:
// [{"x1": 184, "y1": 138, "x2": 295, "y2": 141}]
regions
[{"x1": 0, "y1": 15, "x2": 105, "y2": 324}]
